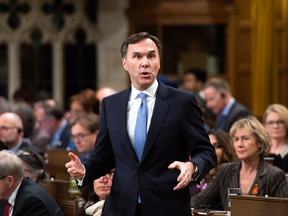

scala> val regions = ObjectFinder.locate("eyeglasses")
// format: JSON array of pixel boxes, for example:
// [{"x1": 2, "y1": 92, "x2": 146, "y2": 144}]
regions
[
  {"x1": 105, "y1": 170, "x2": 114, "y2": 179},
  {"x1": 265, "y1": 120, "x2": 285, "y2": 126},
  {"x1": 71, "y1": 133, "x2": 91, "y2": 141},
  {"x1": 0, "y1": 126, "x2": 18, "y2": 132}
]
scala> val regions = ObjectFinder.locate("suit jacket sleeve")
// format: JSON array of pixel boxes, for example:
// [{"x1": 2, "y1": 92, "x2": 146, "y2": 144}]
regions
[
  {"x1": 82, "y1": 97, "x2": 116, "y2": 186},
  {"x1": 182, "y1": 93, "x2": 217, "y2": 179}
]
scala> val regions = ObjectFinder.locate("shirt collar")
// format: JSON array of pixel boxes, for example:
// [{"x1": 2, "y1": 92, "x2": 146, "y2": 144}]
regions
[
  {"x1": 9, "y1": 140, "x2": 23, "y2": 154},
  {"x1": 53, "y1": 119, "x2": 67, "y2": 140},
  {"x1": 130, "y1": 80, "x2": 158, "y2": 101},
  {"x1": 221, "y1": 98, "x2": 235, "y2": 116},
  {"x1": 8, "y1": 180, "x2": 22, "y2": 208}
]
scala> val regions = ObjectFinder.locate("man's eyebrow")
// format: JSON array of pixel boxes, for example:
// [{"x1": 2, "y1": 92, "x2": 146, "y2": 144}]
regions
[{"x1": 132, "y1": 50, "x2": 156, "y2": 55}]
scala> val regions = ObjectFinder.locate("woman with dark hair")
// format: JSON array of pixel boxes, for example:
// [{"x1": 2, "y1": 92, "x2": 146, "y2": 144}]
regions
[
  {"x1": 17, "y1": 148, "x2": 47, "y2": 186},
  {"x1": 79, "y1": 170, "x2": 114, "y2": 216},
  {"x1": 67, "y1": 89, "x2": 99, "y2": 123},
  {"x1": 204, "y1": 129, "x2": 237, "y2": 184},
  {"x1": 190, "y1": 129, "x2": 237, "y2": 200}
]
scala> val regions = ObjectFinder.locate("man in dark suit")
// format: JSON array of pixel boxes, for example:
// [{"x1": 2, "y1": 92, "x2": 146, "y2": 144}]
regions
[
  {"x1": 0, "y1": 112, "x2": 43, "y2": 155},
  {"x1": 203, "y1": 78, "x2": 251, "y2": 133},
  {"x1": 35, "y1": 100, "x2": 75, "y2": 150},
  {"x1": 0, "y1": 150, "x2": 63, "y2": 216},
  {"x1": 66, "y1": 32, "x2": 216, "y2": 216}
]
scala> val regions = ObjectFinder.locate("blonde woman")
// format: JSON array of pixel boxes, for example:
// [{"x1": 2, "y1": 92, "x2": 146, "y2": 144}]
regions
[{"x1": 191, "y1": 116, "x2": 288, "y2": 210}]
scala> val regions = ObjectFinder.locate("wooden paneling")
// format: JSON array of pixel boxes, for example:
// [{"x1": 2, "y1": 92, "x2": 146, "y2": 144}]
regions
[{"x1": 127, "y1": 0, "x2": 288, "y2": 111}]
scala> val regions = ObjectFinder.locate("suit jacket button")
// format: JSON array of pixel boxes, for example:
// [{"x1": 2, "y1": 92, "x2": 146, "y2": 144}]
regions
[
  {"x1": 138, "y1": 169, "x2": 142, "y2": 174},
  {"x1": 134, "y1": 192, "x2": 138, "y2": 196}
]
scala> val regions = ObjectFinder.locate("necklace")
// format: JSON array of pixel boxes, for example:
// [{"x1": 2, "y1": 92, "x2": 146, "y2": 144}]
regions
[{"x1": 240, "y1": 171, "x2": 257, "y2": 195}]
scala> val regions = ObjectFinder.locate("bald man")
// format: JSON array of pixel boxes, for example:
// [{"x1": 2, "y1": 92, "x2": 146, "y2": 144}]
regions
[
  {"x1": 0, "y1": 112, "x2": 43, "y2": 155},
  {"x1": 96, "y1": 87, "x2": 117, "y2": 113}
]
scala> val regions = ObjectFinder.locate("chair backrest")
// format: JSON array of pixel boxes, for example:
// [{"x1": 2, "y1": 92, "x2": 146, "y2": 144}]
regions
[{"x1": 46, "y1": 149, "x2": 79, "y2": 180}]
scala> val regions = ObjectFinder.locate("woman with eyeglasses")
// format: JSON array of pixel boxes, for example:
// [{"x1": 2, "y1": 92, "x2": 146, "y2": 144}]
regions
[
  {"x1": 263, "y1": 104, "x2": 288, "y2": 171},
  {"x1": 16, "y1": 148, "x2": 47, "y2": 187},
  {"x1": 79, "y1": 170, "x2": 114, "y2": 216}
]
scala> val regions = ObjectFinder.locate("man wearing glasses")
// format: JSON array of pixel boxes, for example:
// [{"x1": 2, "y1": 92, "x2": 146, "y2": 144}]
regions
[
  {"x1": 0, "y1": 113, "x2": 42, "y2": 155},
  {"x1": 70, "y1": 113, "x2": 99, "y2": 162},
  {"x1": 0, "y1": 150, "x2": 63, "y2": 216}
]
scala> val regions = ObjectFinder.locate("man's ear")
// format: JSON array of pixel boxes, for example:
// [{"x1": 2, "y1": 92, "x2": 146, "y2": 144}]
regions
[
  {"x1": 7, "y1": 175, "x2": 15, "y2": 187},
  {"x1": 94, "y1": 129, "x2": 99, "y2": 136},
  {"x1": 122, "y1": 58, "x2": 128, "y2": 71}
]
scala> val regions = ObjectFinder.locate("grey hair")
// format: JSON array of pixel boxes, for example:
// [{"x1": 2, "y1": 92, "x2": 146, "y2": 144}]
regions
[{"x1": 0, "y1": 150, "x2": 24, "y2": 180}]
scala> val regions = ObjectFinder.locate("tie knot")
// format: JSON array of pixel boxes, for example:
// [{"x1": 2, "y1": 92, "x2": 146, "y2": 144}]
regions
[{"x1": 138, "y1": 93, "x2": 146, "y2": 101}]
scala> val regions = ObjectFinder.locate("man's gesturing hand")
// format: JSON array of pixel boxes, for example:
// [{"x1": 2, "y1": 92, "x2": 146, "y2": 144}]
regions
[
  {"x1": 65, "y1": 152, "x2": 85, "y2": 180},
  {"x1": 168, "y1": 161, "x2": 194, "y2": 191}
]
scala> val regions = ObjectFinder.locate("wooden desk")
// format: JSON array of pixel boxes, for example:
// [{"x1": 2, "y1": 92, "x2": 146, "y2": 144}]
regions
[
  {"x1": 46, "y1": 149, "x2": 79, "y2": 180},
  {"x1": 43, "y1": 179, "x2": 82, "y2": 216},
  {"x1": 230, "y1": 195, "x2": 288, "y2": 216}
]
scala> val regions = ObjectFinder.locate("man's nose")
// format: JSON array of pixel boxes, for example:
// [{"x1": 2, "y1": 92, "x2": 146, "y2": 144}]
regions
[{"x1": 141, "y1": 57, "x2": 149, "y2": 67}]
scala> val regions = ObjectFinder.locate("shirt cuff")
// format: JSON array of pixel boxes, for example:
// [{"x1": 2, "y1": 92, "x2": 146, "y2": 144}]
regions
[{"x1": 77, "y1": 164, "x2": 86, "y2": 186}]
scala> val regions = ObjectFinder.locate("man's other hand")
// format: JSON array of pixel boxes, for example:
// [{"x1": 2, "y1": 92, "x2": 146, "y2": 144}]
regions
[{"x1": 168, "y1": 161, "x2": 194, "y2": 191}]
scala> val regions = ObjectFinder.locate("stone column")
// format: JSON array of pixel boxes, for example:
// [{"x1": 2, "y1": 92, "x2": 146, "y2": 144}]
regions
[
  {"x1": 8, "y1": 42, "x2": 21, "y2": 103},
  {"x1": 52, "y1": 42, "x2": 64, "y2": 106},
  {"x1": 97, "y1": 0, "x2": 129, "y2": 92}
]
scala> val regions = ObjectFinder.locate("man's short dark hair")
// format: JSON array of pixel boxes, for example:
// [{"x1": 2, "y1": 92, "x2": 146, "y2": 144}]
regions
[
  {"x1": 185, "y1": 68, "x2": 207, "y2": 83},
  {"x1": 121, "y1": 32, "x2": 162, "y2": 59},
  {"x1": 70, "y1": 113, "x2": 99, "y2": 133},
  {"x1": 41, "y1": 101, "x2": 64, "y2": 121}
]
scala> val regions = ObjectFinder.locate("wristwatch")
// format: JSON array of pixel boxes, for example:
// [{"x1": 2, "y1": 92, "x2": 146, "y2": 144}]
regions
[{"x1": 191, "y1": 162, "x2": 200, "y2": 181}]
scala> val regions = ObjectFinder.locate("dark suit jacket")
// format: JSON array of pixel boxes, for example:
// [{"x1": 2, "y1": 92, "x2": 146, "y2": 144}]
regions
[
  {"x1": 82, "y1": 81, "x2": 217, "y2": 216},
  {"x1": 0, "y1": 177, "x2": 63, "y2": 216},
  {"x1": 191, "y1": 159, "x2": 288, "y2": 209},
  {"x1": 19, "y1": 138, "x2": 44, "y2": 157},
  {"x1": 50, "y1": 122, "x2": 73, "y2": 149},
  {"x1": 214, "y1": 101, "x2": 251, "y2": 133}
]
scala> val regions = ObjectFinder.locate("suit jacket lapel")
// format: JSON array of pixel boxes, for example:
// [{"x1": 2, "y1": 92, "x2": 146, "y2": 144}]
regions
[
  {"x1": 252, "y1": 159, "x2": 266, "y2": 194},
  {"x1": 116, "y1": 87, "x2": 139, "y2": 162},
  {"x1": 140, "y1": 82, "x2": 170, "y2": 164},
  {"x1": 225, "y1": 161, "x2": 241, "y2": 189},
  {"x1": 13, "y1": 177, "x2": 28, "y2": 215}
]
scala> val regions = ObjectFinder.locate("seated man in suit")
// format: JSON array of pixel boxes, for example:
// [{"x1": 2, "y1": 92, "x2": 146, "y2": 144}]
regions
[
  {"x1": 203, "y1": 78, "x2": 251, "y2": 133},
  {"x1": 0, "y1": 112, "x2": 43, "y2": 155},
  {"x1": 70, "y1": 113, "x2": 99, "y2": 163},
  {"x1": 35, "y1": 100, "x2": 75, "y2": 150},
  {"x1": 0, "y1": 150, "x2": 63, "y2": 216}
]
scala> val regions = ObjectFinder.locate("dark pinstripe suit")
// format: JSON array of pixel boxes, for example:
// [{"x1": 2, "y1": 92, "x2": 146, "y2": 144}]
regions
[{"x1": 191, "y1": 159, "x2": 288, "y2": 209}]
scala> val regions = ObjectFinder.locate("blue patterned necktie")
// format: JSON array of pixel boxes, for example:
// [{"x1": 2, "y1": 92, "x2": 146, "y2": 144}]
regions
[
  {"x1": 134, "y1": 92, "x2": 148, "y2": 162},
  {"x1": 133, "y1": 92, "x2": 147, "y2": 203}
]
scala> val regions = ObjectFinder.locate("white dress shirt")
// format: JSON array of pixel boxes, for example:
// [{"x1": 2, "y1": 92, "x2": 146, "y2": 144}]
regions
[
  {"x1": 78, "y1": 80, "x2": 158, "y2": 185},
  {"x1": 127, "y1": 80, "x2": 158, "y2": 146}
]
